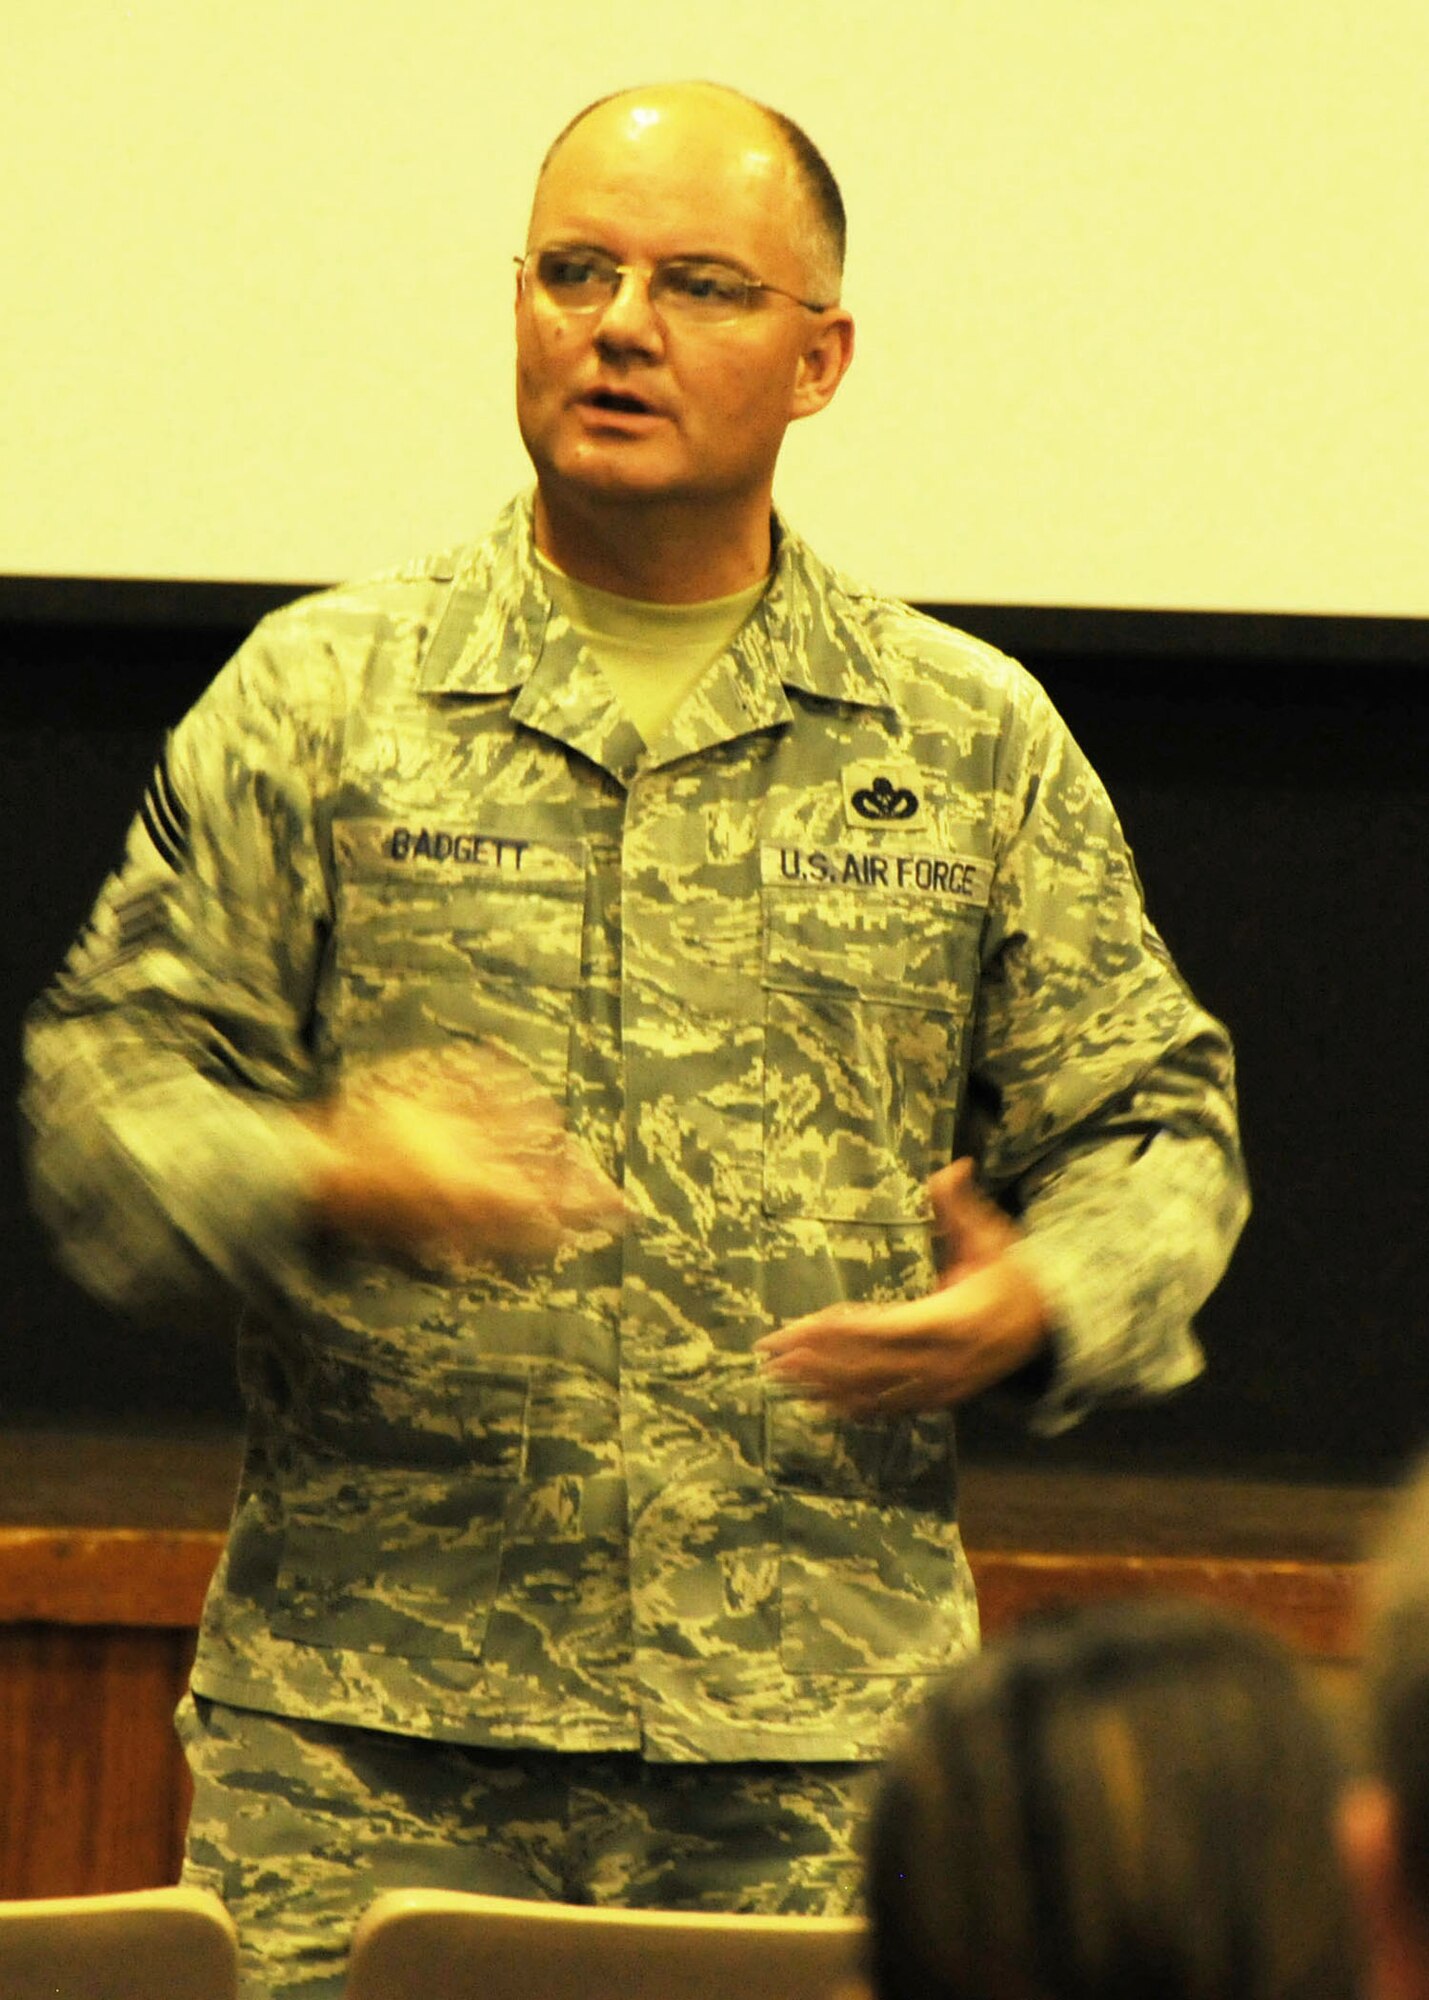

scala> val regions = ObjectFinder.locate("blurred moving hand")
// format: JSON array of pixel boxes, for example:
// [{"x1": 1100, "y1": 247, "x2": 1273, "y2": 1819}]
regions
[
  {"x1": 754, "y1": 1159, "x2": 1050, "y2": 1415},
  {"x1": 299, "y1": 1044, "x2": 627, "y2": 1269}
]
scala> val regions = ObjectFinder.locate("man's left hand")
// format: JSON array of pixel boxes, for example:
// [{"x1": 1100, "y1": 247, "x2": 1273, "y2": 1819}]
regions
[{"x1": 753, "y1": 1159, "x2": 1050, "y2": 1416}]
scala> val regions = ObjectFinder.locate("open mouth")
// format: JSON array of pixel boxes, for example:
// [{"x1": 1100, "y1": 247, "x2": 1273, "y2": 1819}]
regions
[{"x1": 585, "y1": 389, "x2": 658, "y2": 415}]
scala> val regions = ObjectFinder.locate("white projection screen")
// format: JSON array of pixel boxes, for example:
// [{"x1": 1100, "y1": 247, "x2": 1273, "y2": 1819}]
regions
[{"x1": 4, "y1": 0, "x2": 1426, "y2": 615}]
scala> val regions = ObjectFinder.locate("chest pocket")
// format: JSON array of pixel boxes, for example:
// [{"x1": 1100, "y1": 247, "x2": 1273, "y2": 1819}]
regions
[
  {"x1": 761, "y1": 883, "x2": 975, "y2": 1223},
  {"x1": 330, "y1": 821, "x2": 586, "y2": 1103}
]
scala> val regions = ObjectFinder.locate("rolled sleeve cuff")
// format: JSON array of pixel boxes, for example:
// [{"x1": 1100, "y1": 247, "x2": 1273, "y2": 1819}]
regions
[
  {"x1": 995, "y1": 1228, "x2": 1206, "y2": 1438},
  {"x1": 65, "y1": 1084, "x2": 331, "y2": 1325}
]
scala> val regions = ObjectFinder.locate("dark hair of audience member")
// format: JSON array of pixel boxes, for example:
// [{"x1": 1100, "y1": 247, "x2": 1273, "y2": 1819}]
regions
[
  {"x1": 1363, "y1": 1450, "x2": 1429, "y2": 1915},
  {"x1": 865, "y1": 1597, "x2": 1359, "y2": 2000}
]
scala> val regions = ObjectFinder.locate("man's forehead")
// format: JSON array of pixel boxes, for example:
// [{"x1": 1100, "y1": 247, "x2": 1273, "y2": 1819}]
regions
[
  {"x1": 536, "y1": 86, "x2": 790, "y2": 203},
  {"x1": 525, "y1": 83, "x2": 822, "y2": 280}
]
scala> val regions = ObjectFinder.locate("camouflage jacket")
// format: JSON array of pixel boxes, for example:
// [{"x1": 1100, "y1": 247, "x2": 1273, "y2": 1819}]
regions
[{"x1": 22, "y1": 496, "x2": 1248, "y2": 1761}]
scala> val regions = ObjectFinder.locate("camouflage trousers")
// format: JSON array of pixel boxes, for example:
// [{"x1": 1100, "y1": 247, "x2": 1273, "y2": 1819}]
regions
[{"x1": 176, "y1": 1694, "x2": 872, "y2": 1999}]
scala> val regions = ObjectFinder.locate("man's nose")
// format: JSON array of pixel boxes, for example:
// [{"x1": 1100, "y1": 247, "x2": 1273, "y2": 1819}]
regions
[{"x1": 593, "y1": 267, "x2": 664, "y2": 351}]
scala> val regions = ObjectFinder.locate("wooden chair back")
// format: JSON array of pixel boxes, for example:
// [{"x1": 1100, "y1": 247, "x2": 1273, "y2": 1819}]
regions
[
  {"x1": 0, "y1": 1884, "x2": 239, "y2": 1999},
  {"x1": 344, "y1": 1887, "x2": 865, "y2": 2000}
]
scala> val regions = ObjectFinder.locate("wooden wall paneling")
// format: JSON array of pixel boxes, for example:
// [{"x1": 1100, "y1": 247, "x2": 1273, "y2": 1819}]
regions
[
  {"x1": 968, "y1": 1550, "x2": 1363, "y2": 1660},
  {"x1": 0, "y1": 1481, "x2": 1376, "y2": 1900},
  {"x1": 0, "y1": 1529, "x2": 221, "y2": 1627},
  {"x1": 0, "y1": 1623, "x2": 195, "y2": 1898}
]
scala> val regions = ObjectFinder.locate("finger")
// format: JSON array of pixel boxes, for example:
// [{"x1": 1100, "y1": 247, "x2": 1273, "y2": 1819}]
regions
[
  {"x1": 929, "y1": 1156, "x2": 1018, "y2": 1279},
  {"x1": 757, "y1": 1289, "x2": 975, "y2": 1357},
  {"x1": 761, "y1": 1345, "x2": 945, "y2": 1403},
  {"x1": 760, "y1": 1355, "x2": 915, "y2": 1410},
  {"x1": 427, "y1": 1166, "x2": 565, "y2": 1260},
  {"x1": 928, "y1": 1157, "x2": 973, "y2": 1266},
  {"x1": 517, "y1": 1131, "x2": 629, "y2": 1230},
  {"x1": 758, "y1": 1323, "x2": 951, "y2": 1401},
  {"x1": 549, "y1": 1164, "x2": 631, "y2": 1234},
  {"x1": 356, "y1": 1045, "x2": 567, "y2": 1146},
  {"x1": 756, "y1": 1267, "x2": 1047, "y2": 1408},
  {"x1": 754, "y1": 1308, "x2": 851, "y2": 1356},
  {"x1": 767, "y1": 1362, "x2": 940, "y2": 1419}
]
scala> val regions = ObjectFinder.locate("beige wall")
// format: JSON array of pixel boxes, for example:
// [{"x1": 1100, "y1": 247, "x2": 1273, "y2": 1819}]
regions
[{"x1": 5, "y1": 0, "x2": 1425, "y2": 612}]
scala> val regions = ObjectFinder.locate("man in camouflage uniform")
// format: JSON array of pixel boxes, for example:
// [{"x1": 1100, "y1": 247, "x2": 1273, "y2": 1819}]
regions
[{"x1": 22, "y1": 80, "x2": 1248, "y2": 1996}]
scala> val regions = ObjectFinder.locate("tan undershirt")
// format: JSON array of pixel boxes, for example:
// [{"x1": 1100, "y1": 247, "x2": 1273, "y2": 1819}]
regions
[{"x1": 539, "y1": 552, "x2": 767, "y2": 747}]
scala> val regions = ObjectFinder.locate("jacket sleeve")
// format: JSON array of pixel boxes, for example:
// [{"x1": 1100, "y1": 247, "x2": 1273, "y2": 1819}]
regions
[
  {"x1": 962, "y1": 678, "x2": 1250, "y2": 1434},
  {"x1": 20, "y1": 619, "x2": 341, "y2": 1330}
]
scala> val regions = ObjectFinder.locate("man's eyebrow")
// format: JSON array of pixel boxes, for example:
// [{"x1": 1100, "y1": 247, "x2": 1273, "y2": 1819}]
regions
[
  {"x1": 534, "y1": 236, "x2": 758, "y2": 274},
  {"x1": 668, "y1": 252, "x2": 760, "y2": 274}
]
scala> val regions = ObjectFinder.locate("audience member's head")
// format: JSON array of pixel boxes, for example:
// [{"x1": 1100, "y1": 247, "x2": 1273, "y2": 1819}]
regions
[
  {"x1": 865, "y1": 1596, "x2": 1358, "y2": 2000},
  {"x1": 1341, "y1": 1452, "x2": 1429, "y2": 2000}
]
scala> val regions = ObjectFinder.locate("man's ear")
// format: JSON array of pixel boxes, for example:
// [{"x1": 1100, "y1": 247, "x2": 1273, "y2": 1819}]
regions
[
  {"x1": 790, "y1": 310, "x2": 855, "y2": 422},
  {"x1": 1340, "y1": 1780, "x2": 1429, "y2": 2000}
]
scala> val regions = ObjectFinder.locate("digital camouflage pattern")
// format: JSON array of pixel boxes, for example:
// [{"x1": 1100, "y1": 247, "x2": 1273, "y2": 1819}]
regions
[
  {"x1": 23, "y1": 494, "x2": 1248, "y2": 1762},
  {"x1": 177, "y1": 1693, "x2": 868, "y2": 1997}
]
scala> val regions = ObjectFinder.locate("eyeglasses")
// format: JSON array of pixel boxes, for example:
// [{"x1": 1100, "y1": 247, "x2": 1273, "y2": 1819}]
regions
[{"x1": 516, "y1": 248, "x2": 833, "y2": 325}]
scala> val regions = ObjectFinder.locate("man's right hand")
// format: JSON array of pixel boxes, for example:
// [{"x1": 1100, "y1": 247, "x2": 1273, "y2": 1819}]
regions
[{"x1": 298, "y1": 1045, "x2": 626, "y2": 1268}]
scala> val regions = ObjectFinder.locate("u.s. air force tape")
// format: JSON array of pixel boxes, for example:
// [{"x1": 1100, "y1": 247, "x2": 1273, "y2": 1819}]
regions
[{"x1": 761, "y1": 842, "x2": 991, "y2": 906}]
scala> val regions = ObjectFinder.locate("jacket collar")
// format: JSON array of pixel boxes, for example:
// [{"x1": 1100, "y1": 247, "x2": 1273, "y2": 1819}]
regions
[{"x1": 416, "y1": 492, "x2": 897, "y2": 726}]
